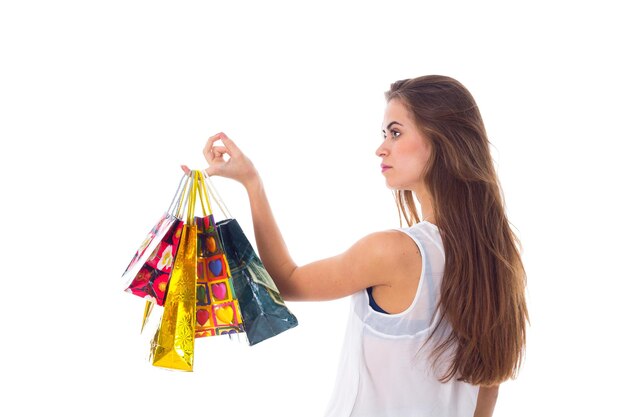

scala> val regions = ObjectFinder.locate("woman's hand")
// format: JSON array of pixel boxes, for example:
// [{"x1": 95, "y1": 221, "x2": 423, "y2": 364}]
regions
[{"x1": 181, "y1": 132, "x2": 259, "y2": 189}]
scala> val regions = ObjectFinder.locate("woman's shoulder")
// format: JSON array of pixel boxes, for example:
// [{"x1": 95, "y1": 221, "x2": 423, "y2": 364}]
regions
[
  {"x1": 356, "y1": 229, "x2": 424, "y2": 272},
  {"x1": 363, "y1": 222, "x2": 435, "y2": 246},
  {"x1": 350, "y1": 222, "x2": 442, "y2": 275},
  {"x1": 359, "y1": 228, "x2": 420, "y2": 251}
]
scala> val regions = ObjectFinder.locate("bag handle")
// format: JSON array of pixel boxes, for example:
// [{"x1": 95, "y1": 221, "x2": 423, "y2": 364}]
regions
[
  {"x1": 202, "y1": 171, "x2": 232, "y2": 219},
  {"x1": 166, "y1": 173, "x2": 186, "y2": 217},
  {"x1": 196, "y1": 170, "x2": 214, "y2": 218},
  {"x1": 165, "y1": 173, "x2": 192, "y2": 219},
  {"x1": 186, "y1": 171, "x2": 199, "y2": 224},
  {"x1": 174, "y1": 171, "x2": 193, "y2": 221}
]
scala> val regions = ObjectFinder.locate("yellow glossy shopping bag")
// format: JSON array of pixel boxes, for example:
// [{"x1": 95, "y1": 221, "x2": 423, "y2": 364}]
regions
[{"x1": 150, "y1": 171, "x2": 199, "y2": 371}]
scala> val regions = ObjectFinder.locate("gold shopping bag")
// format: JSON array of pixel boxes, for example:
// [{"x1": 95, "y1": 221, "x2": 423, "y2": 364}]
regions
[{"x1": 150, "y1": 171, "x2": 199, "y2": 371}]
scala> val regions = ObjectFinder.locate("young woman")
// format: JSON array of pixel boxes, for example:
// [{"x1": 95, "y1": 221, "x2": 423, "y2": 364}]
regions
[{"x1": 185, "y1": 75, "x2": 528, "y2": 417}]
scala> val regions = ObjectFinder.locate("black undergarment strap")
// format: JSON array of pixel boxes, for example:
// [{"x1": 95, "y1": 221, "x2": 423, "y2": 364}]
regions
[{"x1": 367, "y1": 287, "x2": 389, "y2": 314}]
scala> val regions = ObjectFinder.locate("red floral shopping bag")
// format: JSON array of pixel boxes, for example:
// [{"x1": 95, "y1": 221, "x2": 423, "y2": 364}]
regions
[{"x1": 123, "y1": 173, "x2": 190, "y2": 305}]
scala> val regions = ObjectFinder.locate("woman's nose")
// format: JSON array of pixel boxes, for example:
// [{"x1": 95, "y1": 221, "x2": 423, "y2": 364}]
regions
[{"x1": 376, "y1": 142, "x2": 388, "y2": 157}]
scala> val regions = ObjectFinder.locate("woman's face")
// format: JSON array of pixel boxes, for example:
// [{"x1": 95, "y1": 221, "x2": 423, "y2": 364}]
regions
[{"x1": 376, "y1": 98, "x2": 432, "y2": 192}]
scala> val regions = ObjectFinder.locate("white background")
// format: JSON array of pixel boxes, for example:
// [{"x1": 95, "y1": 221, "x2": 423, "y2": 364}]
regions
[{"x1": 1, "y1": 1, "x2": 624, "y2": 416}]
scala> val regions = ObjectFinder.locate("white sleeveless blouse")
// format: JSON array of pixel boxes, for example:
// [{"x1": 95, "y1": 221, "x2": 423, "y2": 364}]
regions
[{"x1": 324, "y1": 221, "x2": 479, "y2": 417}]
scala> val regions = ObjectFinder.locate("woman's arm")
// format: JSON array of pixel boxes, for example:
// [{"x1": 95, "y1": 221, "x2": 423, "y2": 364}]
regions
[
  {"x1": 194, "y1": 133, "x2": 422, "y2": 301},
  {"x1": 473, "y1": 385, "x2": 499, "y2": 417},
  {"x1": 246, "y1": 174, "x2": 417, "y2": 300}
]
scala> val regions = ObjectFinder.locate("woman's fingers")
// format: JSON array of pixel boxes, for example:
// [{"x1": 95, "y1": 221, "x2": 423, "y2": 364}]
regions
[
  {"x1": 217, "y1": 133, "x2": 242, "y2": 156},
  {"x1": 200, "y1": 132, "x2": 256, "y2": 184},
  {"x1": 204, "y1": 132, "x2": 242, "y2": 158},
  {"x1": 203, "y1": 135, "x2": 223, "y2": 161},
  {"x1": 211, "y1": 146, "x2": 229, "y2": 156},
  {"x1": 183, "y1": 132, "x2": 245, "y2": 178},
  {"x1": 203, "y1": 133, "x2": 239, "y2": 168}
]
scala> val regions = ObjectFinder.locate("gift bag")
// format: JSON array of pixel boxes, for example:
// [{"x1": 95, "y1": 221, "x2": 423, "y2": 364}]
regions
[
  {"x1": 203, "y1": 173, "x2": 298, "y2": 345},
  {"x1": 194, "y1": 173, "x2": 245, "y2": 338},
  {"x1": 123, "y1": 174, "x2": 190, "y2": 305},
  {"x1": 151, "y1": 171, "x2": 199, "y2": 371},
  {"x1": 125, "y1": 170, "x2": 299, "y2": 371},
  {"x1": 217, "y1": 218, "x2": 298, "y2": 345}
]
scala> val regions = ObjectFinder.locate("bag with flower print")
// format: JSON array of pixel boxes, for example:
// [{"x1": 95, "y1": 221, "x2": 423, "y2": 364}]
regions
[{"x1": 123, "y1": 173, "x2": 190, "y2": 305}]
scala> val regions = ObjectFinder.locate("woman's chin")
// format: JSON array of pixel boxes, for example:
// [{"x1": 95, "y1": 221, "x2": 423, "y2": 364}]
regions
[{"x1": 385, "y1": 182, "x2": 400, "y2": 191}]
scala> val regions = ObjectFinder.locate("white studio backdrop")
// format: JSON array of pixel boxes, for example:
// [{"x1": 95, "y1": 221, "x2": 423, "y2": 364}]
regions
[{"x1": 1, "y1": 1, "x2": 624, "y2": 416}]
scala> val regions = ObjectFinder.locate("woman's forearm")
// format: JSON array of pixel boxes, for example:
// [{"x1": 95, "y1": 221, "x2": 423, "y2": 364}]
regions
[{"x1": 244, "y1": 175, "x2": 298, "y2": 297}]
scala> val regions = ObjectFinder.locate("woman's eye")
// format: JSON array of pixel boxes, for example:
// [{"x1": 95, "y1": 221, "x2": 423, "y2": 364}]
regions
[{"x1": 382, "y1": 130, "x2": 400, "y2": 140}]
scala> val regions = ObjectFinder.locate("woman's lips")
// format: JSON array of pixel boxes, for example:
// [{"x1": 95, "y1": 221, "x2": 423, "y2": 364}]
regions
[{"x1": 381, "y1": 164, "x2": 391, "y2": 173}]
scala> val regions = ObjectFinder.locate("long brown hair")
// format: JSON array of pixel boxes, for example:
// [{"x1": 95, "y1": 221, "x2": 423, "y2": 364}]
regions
[{"x1": 385, "y1": 75, "x2": 528, "y2": 386}]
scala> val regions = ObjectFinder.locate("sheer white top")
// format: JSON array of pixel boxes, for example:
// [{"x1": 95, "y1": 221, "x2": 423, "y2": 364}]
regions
[{"x1": 324, "y1": 221, "x2": 479, "y2": 417}]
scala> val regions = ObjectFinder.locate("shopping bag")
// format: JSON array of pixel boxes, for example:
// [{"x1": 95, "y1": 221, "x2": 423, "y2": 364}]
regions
[
  {"x1": 194, "y1": 173, "x2": 245, "y2": 338},
  {"x1": 216, "y1": 218, "x2": 298, "y2": 345},
  {"x1": 151, "y1": 171, "x2": 199, "y2": 371},
  {"x1": 203, "y1": 173, "x2": 298, "y2": 345},
  {"x1": 122, "y1": 173, "x2": 188, "y2": 278},
  {"x1": 123, "y1": 174, "x2": 189, "y2": 305}
]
